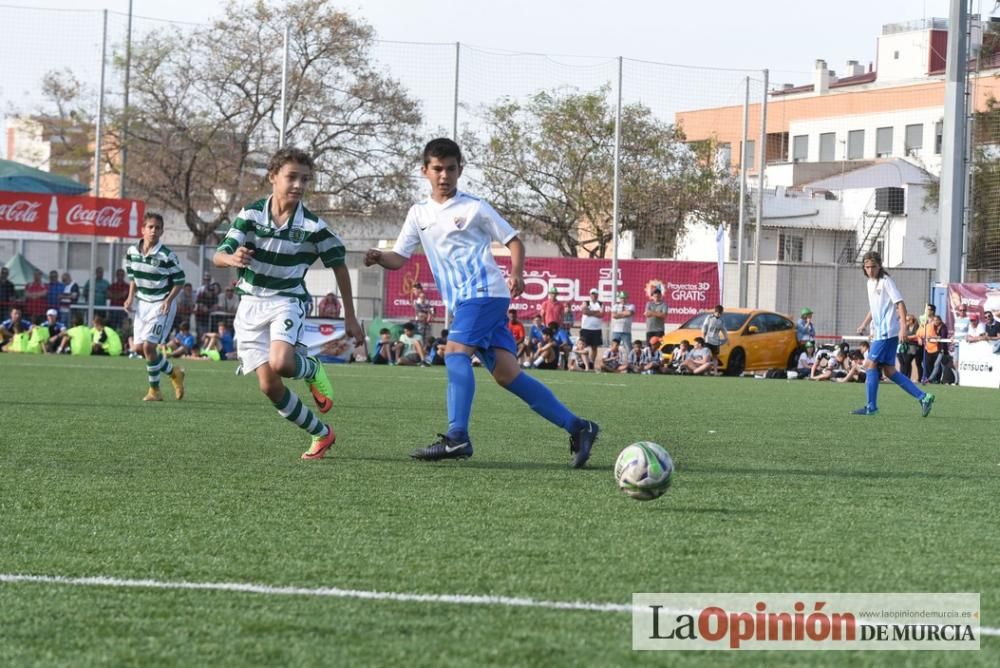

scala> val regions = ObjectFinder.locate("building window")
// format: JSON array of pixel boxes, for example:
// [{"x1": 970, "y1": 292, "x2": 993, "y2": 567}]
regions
[
  {"x1": 819, "y1": 132, "x2": 836, "y2": 161},
  {"x1": 905, "y1": 123, "x2": 923, "y2": 156},
  {"x1": 935, "y1": 121, "x2": 943, "y2": 154},
  {"x1": 717, "y1": 143, "x2": 732, "y2": 170},
  {"x1": 847, "y1": 129, "x2": 864, "y2": 159},
  {"x1": 876, "y1": 126, "x2": 893, "y2": 158},
  {"x1": 742, "y1": 140, "x2": 755, "y2": 168},
  {"x1": 778, "y1": 233, "x2": 804, "y2": 262},
  {"x1": 792, "y1": 135, "x2": 808, "y2": 162}
]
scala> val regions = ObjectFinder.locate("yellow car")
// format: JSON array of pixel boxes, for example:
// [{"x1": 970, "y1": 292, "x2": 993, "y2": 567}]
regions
[{"x1": 658, "y1": 308, "x2": 799, "y2": 376}]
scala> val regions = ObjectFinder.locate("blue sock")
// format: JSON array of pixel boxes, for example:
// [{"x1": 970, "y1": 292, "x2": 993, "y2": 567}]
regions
[
  {"x1": 504, "y1": 371, "x2": 583, "y2": 433},
  {"x1": 888, "y1": 370, "x2": 925, "y2": 400},
  {"x1": 445, "y1": 353, "x2": 475, "y2": 440},
  {"x1": 865, "y1": 368, "x2": 880, "y2": 410}
]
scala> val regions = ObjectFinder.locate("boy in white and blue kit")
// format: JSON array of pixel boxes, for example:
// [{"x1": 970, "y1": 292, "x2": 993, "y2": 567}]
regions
[
  {"x1": 852, "y1": 251, "x2": 935, "y2": 417},
  {"x1": 364, "y1": 138, "x2": 599, "y2": 467}
]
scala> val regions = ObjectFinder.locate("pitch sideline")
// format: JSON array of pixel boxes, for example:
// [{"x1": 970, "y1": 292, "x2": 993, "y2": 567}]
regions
[{"x1": 1, "y1": 573, "x2": 997, "y2": 638}]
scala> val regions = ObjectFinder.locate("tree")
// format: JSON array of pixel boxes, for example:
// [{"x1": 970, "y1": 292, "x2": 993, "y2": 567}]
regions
[
  {"x1": 463, "y1": 87, "x2": 740, "y2": 258},
  {"x1": 103, "y1": 0, "x2": 422, "y2": 243}
]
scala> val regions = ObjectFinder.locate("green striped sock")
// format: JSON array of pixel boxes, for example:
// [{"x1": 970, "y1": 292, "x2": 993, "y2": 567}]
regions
[
  {"x1": 273, "y1": 388, "x2": 326, "y2": 437},
  {"x1": 293, "y1": 353, "x2": 318, "y2": 380},
  {"x1": 146, "y1": 353, "x2": 162, "y2": 389}
]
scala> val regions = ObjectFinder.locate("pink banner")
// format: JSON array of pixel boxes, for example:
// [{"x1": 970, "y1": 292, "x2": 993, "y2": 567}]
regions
[
  {"x1": 946, "y1": 282, "x2": 1000, "y2": 329},
  {"x1": 0, "y1": 191, "x2": 144, "y2": 239},
  {"x1": 384, "y1": 255, "x2": 719, "y2": 325}
]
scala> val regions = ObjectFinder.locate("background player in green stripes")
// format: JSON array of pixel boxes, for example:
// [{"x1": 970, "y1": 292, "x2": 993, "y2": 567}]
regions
[
  {"x1": 213, "y1": 147, "x2": 363, "y2": 460},
  {"x1": 123, "y1": 213, "x2": 186, "y2": 402}
]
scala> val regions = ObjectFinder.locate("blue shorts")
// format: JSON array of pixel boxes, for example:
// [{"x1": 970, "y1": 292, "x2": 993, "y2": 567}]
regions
[
  {"x1": 448, "y1": 297, "x2": 517, "y2": 369},
  {"x1": 869, "y1": 337, "x2": 898, "y2": 366}
]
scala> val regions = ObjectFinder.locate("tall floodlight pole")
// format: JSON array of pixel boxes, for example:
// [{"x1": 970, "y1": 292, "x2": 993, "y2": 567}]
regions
[
  {"x1": 736, "y1": 76, "x2": 749, "y2": 307},
  {"x1": 279, "y1": 24, "x2": 290, "y2": 147},
  {"x1": 938, "y1": 0, "x2": 969, "y2": 283},
  {"x1": 88, "y1": 9, "x2": 109, "y2": 326},
  {"x1": 120, "y1": 0, "x2": 133, "y2": 199},
  {"x1": 611, "y1": 56, "x2": 623, "y2": 306},
  {"x1": 753, "y1": 69, "x2": 768, "y2": 309},
  {"x1": 453, "y1": 42, "x2": 460, "y2": 139}
]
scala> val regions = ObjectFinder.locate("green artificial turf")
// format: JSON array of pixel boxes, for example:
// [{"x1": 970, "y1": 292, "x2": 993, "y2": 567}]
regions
[{"x1": 0, "y1": 354, "x2": 997, "y2": 666}]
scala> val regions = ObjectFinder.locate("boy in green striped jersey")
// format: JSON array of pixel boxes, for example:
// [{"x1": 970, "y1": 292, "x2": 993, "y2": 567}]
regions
[
  {"x1": 123, "y1": 213, "x2": 186, "y2": 401},
  {"x1": 213, "y1": 147, "x2": 363, "y2": 460}
]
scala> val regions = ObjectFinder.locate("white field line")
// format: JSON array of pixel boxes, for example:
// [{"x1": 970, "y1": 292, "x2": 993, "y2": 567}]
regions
[{"x1": 1, "y1": 574, "x2": 999, "y2": 638}]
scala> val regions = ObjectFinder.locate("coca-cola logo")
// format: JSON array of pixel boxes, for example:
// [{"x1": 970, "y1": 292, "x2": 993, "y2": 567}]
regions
[
  {"x1": 66, "y1": 203, "x2": 125, "y2": 229},
  {"x1": 0, "y1": 200, "x2": 41, "y2": 224}
]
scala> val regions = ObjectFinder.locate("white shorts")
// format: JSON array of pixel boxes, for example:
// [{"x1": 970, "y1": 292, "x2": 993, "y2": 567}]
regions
[
  {"x1": 133, "y1": 298, "x2": 177, "y2": 345},
  {"x1": 234, "y1": 296, "x2": 307, "y2": 374}
]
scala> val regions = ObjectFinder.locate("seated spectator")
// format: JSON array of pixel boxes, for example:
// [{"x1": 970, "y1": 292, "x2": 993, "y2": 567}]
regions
[
  {"x1": 809, "y1": 349, "x2": 846, "y2": 381},
  {"x1": 681, "y1": 337, "x2": 714, "y2": 375},
  {"x1": 982, "y1": 310, "x2": 1000, "y2": 340},
  {"x1": 838, "y1": 343, "x2": 870, "y2": 383},
  {"x1": 41, "y1": 308, "x2": 65, "y2": 353},
  {"x1": 166, "y1": 321, "x2": 196, "y2": 358},
  {"x1": 5, "y1": 320, "x2": 31, "y2": 353},
  {"x1": 201, "y1": 321, "x2": 237, "y2": 361},
  {"x1": 1, "y1": 307, "x2": 33, "y2": 351},
  {"x1": 795, "y1": 341, "x2": 816, "y2": 378},
  {"x1": 964, "y1": 312, "x2": 987, "y2": 342},
  {"x1": 317, "y1": 292, "x2": 341, "y2": 318},
  {"x1": 507, "y1": 309, "x2": 527, "y2": 361},
  {"x1": 525, "y1": 327, "x2": 559, "y2": 370},
  {"x1": 663, "y1": 338, "x2": 691, "y2": 375},
  {"x1": 90, "y1": 315, "x2": 123, "y2": 356},
  {"x1": 430, "y1": 328, "x2": 448, "y2": 366},
  {"x1": 372, "y1": 328, "x2": 397, "y2": 365},
  {"x1": 568, "y1": 337, "x2": 592, "y2": 372},
  {"x1": 626, "y1": 339, "x2": 644, "y2": 374},
  {"x1": 526, "y1": 314, "x2": 545, "y2": 360},
  {"x1": 600, "y1": 338, "x2": 627, "y2": 374},
  {"x1": 395, "y1": 322, "x2": 426, "y2": 366},
  {"x1": 640, "y1": 338, "x2": 663, "y2": 375},
  {"x1": 26, "y1": 315, "x2": 50, "y2": 353},
  {"x1": 550, "y1": 321, "x2": 573, "y2": 370},
  {"x1": 55, "y1": 316, "x2": 93, "y2": 355}
]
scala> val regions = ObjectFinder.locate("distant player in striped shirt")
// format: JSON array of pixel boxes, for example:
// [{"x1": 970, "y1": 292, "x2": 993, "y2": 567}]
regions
[
  {"x1": 364, "y1": 138, "x2": 599, "y2": 467},
  {"x1": 213, "y1": 147, "x2": 363, "y2": 460},
  {"x1": 123, "y1": 212, "x2": 186, "y2": 402},
  {"x1": 852, "y1": 250, "x2": 934, "y2": 417}
]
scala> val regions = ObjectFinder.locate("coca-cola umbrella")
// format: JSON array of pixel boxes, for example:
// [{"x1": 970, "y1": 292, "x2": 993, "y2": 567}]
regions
[{"x1": 0, "y1": 158, "x2": 90, "y2": 195}]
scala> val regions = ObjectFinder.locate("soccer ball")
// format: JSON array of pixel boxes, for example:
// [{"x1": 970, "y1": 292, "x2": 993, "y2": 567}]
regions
[{"x1": 614, "y1": 441, "x2": 673, "y2": 501}]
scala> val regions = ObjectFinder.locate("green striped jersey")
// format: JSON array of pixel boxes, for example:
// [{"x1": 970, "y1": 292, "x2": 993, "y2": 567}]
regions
[
  {"x1": 124, "y1": 241, "x2": 185, "y2": 303},
  {"x1": 217, "y1": 197, "x2": 346, "y2": 301}
]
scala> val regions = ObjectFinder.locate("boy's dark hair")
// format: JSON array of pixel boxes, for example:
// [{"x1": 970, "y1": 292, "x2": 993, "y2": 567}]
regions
[
  {"x1": 180, "y1": 321, "x2": 190, "y2": 331},
  {"x1": 267, "y1": 147, "x2": 315, "y2": 176},
  {"x1": 680, "y1": 339, "x2": 690, "y2": 347},
  {"x1": 861, "y1": 250, "x2": 889, "y2": 278},
  {"x1": 694, "y1": 336, "x2": 705, "y2": 345},
  {"x1": 72, "y1": 316, "x2": 84, "y2": 327},
  {"x1": 143, "y1": 212, "x2": 165, "y2": 227},
  {"x1": 926, "y1": 303, "x2": 936, "y2": 313},
  {"x1": 632, "y1": 339, "x2": 643, "y2": 347},
  {"x1": 541, "y1": 327, "x2": 553, "y2": 337},
  {"x1": 379, "y1": 327, "x2": 391, "y2": 335},
  {"x1": 93, "y1": 315, "x2": 104, "y2": 326},
  {"x1": 547, "y1": 321, "x2": 560, "y2": 330},
  {"x1": 422, "y1": 138, "x2": 463, "y2": 166},
  {"x1": 34, "y1": 315, "x2": 45, "y2": 325},
  {"x1": 403, "y1": 322, "x2": 415, "y2": 331}
]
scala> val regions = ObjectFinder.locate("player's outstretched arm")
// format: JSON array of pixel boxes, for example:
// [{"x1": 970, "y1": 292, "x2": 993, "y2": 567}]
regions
[{"x1": 363, "y1": 248, "x2": 406, "y2": 270}]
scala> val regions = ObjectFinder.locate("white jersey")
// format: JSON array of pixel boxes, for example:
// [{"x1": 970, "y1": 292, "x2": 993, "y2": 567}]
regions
[
  {"x1": 392, "y1": 191, "x2": 517, "y2": 311},
  {"x1": 866, "y1": 274, "x2": 904, "y2": 340}
]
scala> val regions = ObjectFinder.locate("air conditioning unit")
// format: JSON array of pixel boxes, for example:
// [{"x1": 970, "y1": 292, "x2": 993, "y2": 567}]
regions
[{"x1": 874, "y1": 187, "x2": 904, "y2": 215}]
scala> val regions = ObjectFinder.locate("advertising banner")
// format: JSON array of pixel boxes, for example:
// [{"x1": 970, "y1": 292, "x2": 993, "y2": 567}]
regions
[
  {"x1": 384, "y1": 255, "x2": 718, "y2": 325},
  {"x1": 0, "y1": 191, "x2": 144, "y2": 239},
  {"x1": 301, "y1": 317, "x2": 356, "y2": 362}
]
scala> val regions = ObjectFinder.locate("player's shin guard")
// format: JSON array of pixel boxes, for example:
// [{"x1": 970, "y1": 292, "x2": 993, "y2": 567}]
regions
[
  {"x1": 888, "y1": 370, "x2": 925, "y2": 400},
  {"x1": 292, "y1": 353, "x2": 318, "y2": 380},
  {"x1": 146, "y1": 353, "x2": 164, "y2": 388},
  {"x1": 865, "y1": 368, "x2": 880, "y2": 410},
  {"x1": 504, "y1": 370, "x2": 580, "y2": 432},
  {"x1": 444, "y1": 353, "x2": 475, "y2": 440},
  {"x1": 274, "y1": 387, "x2": 327, "y2": 437}
]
